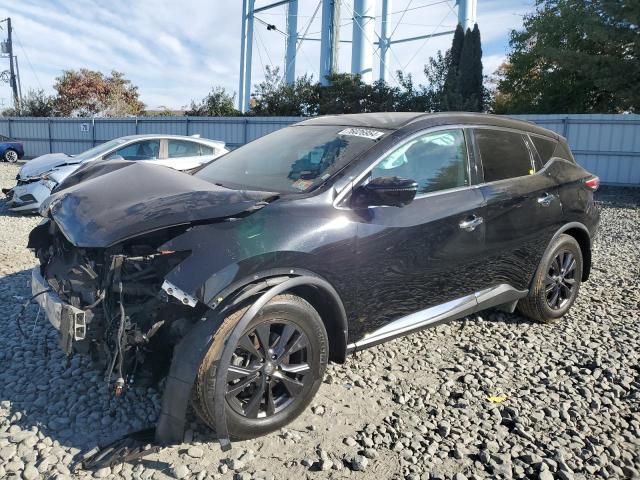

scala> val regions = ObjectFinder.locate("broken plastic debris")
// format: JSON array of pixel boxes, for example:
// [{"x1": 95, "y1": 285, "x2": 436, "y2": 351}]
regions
[{"x1": 486, "y1": 395, "x2": 508, "y2": 403}]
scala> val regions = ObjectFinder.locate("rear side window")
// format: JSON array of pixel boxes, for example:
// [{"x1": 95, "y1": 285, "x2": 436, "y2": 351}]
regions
[
  {"x1": 168, "y1": 140, "x2": 201, "y2": 158},
  {"x1": 475, "y1": 129, "x2": 533, "y2": 182},
  {"x1": 530, "y1": 136, "x2": 557, "y2": 165},
  {"x1": 200, "y1": 144, "x2": 214, "y2": 156}
]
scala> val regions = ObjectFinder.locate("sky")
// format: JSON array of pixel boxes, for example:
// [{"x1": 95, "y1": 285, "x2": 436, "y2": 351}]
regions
[{"x1": 0, "y1": 0, "x2": 535, "y2": 111}]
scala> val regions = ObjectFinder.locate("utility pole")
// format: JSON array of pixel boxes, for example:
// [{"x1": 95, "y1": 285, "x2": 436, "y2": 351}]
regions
[
  {"x1": 1, "y1": 18, "x2": 19, "y2": 109},
  {"x1": 14, "y1": 55, "x2": 22, "y2": 102},
  {"x1": 319, "y1": 0, "x2": 340, "y2": 86}
]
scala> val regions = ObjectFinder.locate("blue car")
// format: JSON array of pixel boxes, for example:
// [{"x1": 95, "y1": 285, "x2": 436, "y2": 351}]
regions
[{"x1": 0, "y1": 135, "x2": 24, "y2": 163}]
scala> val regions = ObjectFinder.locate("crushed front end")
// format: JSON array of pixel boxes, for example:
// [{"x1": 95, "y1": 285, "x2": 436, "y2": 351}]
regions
[{"x1": 28, "y1": 219, "x2": 202, "y2": 392}]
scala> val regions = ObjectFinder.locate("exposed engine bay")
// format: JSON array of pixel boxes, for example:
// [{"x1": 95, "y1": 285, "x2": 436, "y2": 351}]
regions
[{"x1": 28, "y1": 219, "x2": 203, "y2": 393}]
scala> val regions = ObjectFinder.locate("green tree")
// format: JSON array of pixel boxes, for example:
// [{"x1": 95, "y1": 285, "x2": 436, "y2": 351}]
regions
[
  {"x1": 185, "y1": 87, "x2": 239, "y2": 116},
  {"x1": 319, "y1": 73, "x2": 371, "y2": 114},
  {"x1": 422, "y1": 51, "x2": 450, "y2": 111},
  {"x1": 251, "y1": 66, "x2": 319, "y2": 116},
  {"x1": 53, "y1": 69, "x2": 144, "y2": 117},
  {"x1": 441, "y1": 24, "x2": 465, "y2": 110},
  {"x1": 1, "y1": 89, "x2": 54, "y2": 117},
  {"x1": 493, "y1": 0, "x2": 640, "y2": 113},
  {"x1": 458, "y1": 24, "x2": 484, "y2": 111}
]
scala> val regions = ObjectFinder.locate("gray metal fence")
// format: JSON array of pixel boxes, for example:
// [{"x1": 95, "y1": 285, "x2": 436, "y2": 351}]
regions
[
  {"x1": 1, "y1": 114, "x2": 639, "y2": 186},
  {"x1": 0, "y1": 116, "x2": 301, "y2": 158}
]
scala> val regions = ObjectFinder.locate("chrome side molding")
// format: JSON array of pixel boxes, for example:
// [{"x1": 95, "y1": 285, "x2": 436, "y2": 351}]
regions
[{"x1": 346, "y1": 284, "x2": 527, "y2": 353}]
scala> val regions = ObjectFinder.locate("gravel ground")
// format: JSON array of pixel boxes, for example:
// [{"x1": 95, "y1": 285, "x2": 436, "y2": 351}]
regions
[{"x1": 0, "y1": 162, "x2": 638, "y2": 480}]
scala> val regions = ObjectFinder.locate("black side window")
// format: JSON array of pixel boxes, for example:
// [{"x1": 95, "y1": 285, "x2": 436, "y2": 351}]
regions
[
  {"x1": 530, "y1": 136, "x2": 557, "y2": 165},
  {"x1": 475, "y1": 129, "x2": 533, "y2": 182},
  {"x1": 552, "y1": 141, "x2": 575, "y2": 163}
]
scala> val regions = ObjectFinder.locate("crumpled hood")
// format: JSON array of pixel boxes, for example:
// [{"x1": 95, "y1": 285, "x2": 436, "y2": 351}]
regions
[
  {"x1": 44, "y1": 162, "x2": 277, "y2": 248},
  {"x1": 19, "y1": 153, "x2": 79, "y2": 179}
]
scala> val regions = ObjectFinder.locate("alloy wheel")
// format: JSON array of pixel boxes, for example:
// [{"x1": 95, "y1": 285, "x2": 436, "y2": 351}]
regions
[
  {"x1": 545, "y1": 250, "x2": 577, "y2": 310},
  {"x1": 5, "y1": 150, "x2": 18, "y2": 163},
  {"x1": 225, "y1": 320, "x2": 310, "y2": 419}
]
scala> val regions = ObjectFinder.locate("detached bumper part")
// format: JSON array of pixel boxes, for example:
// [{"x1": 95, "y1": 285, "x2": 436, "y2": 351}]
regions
[
  {"x1": 7, "y1": 181, "x2": 53, "y2": 213},
  {"x1": 161, "y1": 280, "x2": 197, "y2": 307},
  {"x1": 74, "y1": 428, "x2": 160, "y2": 471},
  {"x1": 31, "y1": 268, "x2": 88, "y2": 354}
]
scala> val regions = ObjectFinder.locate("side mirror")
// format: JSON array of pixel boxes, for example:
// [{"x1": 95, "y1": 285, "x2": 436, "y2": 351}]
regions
[
  {"x1": 105, "y1": 154, "x2": 125, "y2": 161},
  {"x1": 352, "y1": 176, "x2": 418, "y2": 208}
]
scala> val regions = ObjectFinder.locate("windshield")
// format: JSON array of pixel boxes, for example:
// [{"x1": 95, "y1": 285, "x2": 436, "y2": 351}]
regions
[
  {"x1": 195, "y1": 125, "x2": 386, "y2": 193},
  {"x1": 74, "y1": 137, "x2": 129, "y2": 160}
]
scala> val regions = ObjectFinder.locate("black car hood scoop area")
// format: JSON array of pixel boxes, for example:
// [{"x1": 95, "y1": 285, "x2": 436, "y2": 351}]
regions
[{"x1": 47, "y1": 162, "x2": 278, "y2": 248}]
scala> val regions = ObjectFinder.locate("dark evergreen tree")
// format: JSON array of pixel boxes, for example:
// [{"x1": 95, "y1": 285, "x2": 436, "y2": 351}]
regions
[
  {"x1": 458, "y1": 24, "x2": 484, "y2": 111},
  {"x1": 441, "y1": 24, "x2": 466, "y2": 110},
  {"x1": 470, "y1": 24, "x2": 484, "y2": 111}
]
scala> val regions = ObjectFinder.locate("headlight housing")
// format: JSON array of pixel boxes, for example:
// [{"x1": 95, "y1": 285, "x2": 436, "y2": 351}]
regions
[{"x1": 42, "y1": 179, "x2": 58, "y2": 190}]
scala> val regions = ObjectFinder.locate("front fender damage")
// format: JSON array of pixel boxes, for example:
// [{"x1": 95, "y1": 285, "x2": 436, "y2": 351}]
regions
[{"x1": 32, "y1": 199, "x2": 354, "y2": 468}]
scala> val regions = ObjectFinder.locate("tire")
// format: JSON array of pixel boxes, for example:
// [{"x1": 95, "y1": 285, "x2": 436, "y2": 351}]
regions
[
  {"x1": 518, "y1": 234, "x2": 583, "y2": 323},
  {"x1": 193, "y1": 294, "x2": 328, "y2": 440},
  {"x1": 3, "y1": 149, "x2": 19, "y2": 163}
]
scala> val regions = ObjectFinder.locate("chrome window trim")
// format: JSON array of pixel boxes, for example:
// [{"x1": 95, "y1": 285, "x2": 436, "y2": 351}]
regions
[{"x1": 333, "y1": 124, "x2": 475, "y2": 208}]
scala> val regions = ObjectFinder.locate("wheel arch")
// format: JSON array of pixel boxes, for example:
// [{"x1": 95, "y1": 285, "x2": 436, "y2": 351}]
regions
[
  {"x1": 552, "y1": 222, "x2": 592, "y2": 281},
  {"x1": 210, "y1": 268, "x2": 349, "y2": 363},
  {"x1": 155, "y1": 270, "x2": 349, "y2": 448}
]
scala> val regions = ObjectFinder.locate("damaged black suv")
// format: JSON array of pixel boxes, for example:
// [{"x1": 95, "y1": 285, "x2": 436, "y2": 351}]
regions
[{"x1": 28, "y1": 113, "x2": 600, "y2": 450}]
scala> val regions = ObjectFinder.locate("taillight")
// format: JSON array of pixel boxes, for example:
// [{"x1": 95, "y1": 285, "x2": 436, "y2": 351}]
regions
[{"x1": 584, "y1": 176, "x2": 600, "y2": 191}]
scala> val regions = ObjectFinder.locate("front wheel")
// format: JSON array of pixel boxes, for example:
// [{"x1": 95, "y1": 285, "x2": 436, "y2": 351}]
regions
[
  {"x1": 518, "y1": 233, "x2": 583, "y2": 323},
  {"x1": 3, "y1": 149, "x2": 18, "y2": 163},
  {"x1": 193, "y1": 294, "x2": 328, "y2": 439}
]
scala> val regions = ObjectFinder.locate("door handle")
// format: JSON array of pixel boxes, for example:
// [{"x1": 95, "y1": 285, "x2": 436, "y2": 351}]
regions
[
  {"x1": 537, "y1": 193, "x2": 555, "y2": 207},
  {"x1": 459, "y1": 215, "x2": 483, "y2": 232}
]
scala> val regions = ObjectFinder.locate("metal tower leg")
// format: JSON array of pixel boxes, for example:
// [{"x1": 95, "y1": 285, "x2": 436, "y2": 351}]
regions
[
  {"x1": 378, "y1": 0, "x2": 392, "y2": 82},
  {"x1": 457, "y1": 0, "x2": 477, "y2": 31},
  {"x1": 285, "y1": 0, "x2": 298, "y2": 84},
  {"x1": 238, "y1": 0, "x2": 255, "y2": 112},
  {"x1": 351, "y1": 0, "x2": 375, "y2": 84}
]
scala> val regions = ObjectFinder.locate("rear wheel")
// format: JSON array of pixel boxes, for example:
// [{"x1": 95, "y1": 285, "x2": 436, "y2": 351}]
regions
[
  {"x1": 518, "y1": 234, "x2": 583, "y2": 323},
  {"x1": 3, "y1": 149, "x2": 18, "y2": 163},
  {"x1": 193, "y1": 294, "x2": 328, "y2": 439}
]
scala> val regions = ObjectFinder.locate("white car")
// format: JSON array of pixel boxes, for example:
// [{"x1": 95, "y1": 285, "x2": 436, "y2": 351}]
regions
[{"x1": 3, "y1": 134, "x2": 227, "y2": 213}]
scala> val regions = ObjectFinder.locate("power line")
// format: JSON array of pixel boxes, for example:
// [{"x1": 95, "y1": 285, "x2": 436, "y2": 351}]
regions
[
  {"x1": 386, "y1": 0, "x2": 451, "y2": 16},
  {"x1": 389, "y1": 0, "x2": 414, "y2": 40},
  {"x1": 254, "y1": 16, "x2": 287, "y2": 36},
  {"x1": 402, "y1": 2, "x2": 454, "y2": 71},
  {"x1": 14, "y1": 32, "x2": 42, "y2": 90},
  {"x1": 253, "y1": 26, "x2": 269, "y2": 82}
]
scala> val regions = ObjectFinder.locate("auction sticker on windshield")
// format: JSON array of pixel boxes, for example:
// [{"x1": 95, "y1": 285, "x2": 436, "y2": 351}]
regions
[{"x1": 338, "y1": 128, "x2": 385, "y2": 140}]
